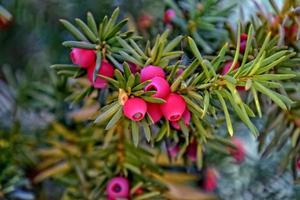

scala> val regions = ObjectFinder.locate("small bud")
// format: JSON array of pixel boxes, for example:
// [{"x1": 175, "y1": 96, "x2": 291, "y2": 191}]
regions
[
  {"x1": 161, "y1": 93, "x2": 186, "y2": 122},
  {"x1": 171, "y1": 108, "x2": 191, "y2": 130},
  {"x1": 147, "y1": 103, "x2": 162, "y2": 124},
  {"x1": 145, "y1": 77, "x2": 170, "y2": 99},
  {"x1": 164, "y1": 9, "x2": 176, "y2": 24},
  {"x1": 228, "y1": 138, "x2": 245, "y2": 163},
  {"x1": 106, "y1": 177, "x2": 130, "y2": 200},
  {"x1": 70, "y1": 48, "x2": 96, "y2": 69},
  {"x1": 123, "y1": 98, "x2": 147, "y2": 121},
  {"x1": 140, "y1": 65, "x2": 165, "y2": 82},
  {"x1": 87, "y1": 60, "x2": 114, "y2": 89}
]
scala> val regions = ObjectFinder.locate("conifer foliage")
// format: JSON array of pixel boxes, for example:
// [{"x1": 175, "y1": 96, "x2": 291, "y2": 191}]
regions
[
  {"x1": 49, "y1": 2, "x2": 299, "y2": 198},
  {"x1": 1, "y1": 0, "x2": 300, "y2": 199}
]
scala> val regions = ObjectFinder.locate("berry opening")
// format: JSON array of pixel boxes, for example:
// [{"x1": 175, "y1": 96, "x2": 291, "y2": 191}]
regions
[
  {"x1": 145, "y1": 84, "x2": 157, "y2": 92},
  {"x1": 112, "y1": 184, "x2": 122, "y2": 193},
  {"x1": 133, "y1": 112, "x2": 143, "y2": 120}
]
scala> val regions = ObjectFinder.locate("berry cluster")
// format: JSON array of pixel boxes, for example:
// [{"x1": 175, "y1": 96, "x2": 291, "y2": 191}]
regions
[
  {"x1": 123, "y1": 65, "x2": 190, "y2": 129},
  {"x1": 69, "y1": 47, "x2": 191, "y2": 130},
  {"x1": 70, "y1": 48, "x2": 114, "y2": 89}
]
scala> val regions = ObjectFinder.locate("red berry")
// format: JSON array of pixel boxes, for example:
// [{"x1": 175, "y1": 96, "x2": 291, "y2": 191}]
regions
[
  {"x1": 221, "y1": 61, "x2": 239, "y2": 75},
  {"x1": 123, "y1": 98, "x2": 147, "y2": 121},
  {"x1": 140, "y1": 65, "x2": 165, "y2": 82},
  {"x1": 70, "y1": 48, "x2": 96, "y2": 69},
  {"x1": 171, "y1": 108, "x2": 191, "y2": 130},
  {"x1": 161, "y1": 93, "x2": 186, "y2": 122},
  {"x1": 147, "y1": 103, "x2": 163, "y2": 124},
  {"x1": 87, "y1": 60, "x2": 114, "y2": 89},
  {"x1": 145, "y1": 77, "x2": 170, "y2": 99}
]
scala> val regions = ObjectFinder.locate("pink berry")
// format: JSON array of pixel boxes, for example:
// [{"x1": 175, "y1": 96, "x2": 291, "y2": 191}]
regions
[
  {"x1": 87, "y1": 60, "x2": 115, "y2": 89},
  {"x1": 203, "y1": 168, "x2": 218, "y2": 192},
  {"x1": 123, "y1": 98, "x2": 147, "y2": 121},
  {"x1": 70, "y1": 48, "x2": 96, "y2": 69},
  {"x1": 186, "y1": 140, "x2": 197, "y2": 161},
  {"x1": 140, "y1": 65, "x2": 165, "y2": 82},
  {"x1": 167, "y1": 144, "x2": 180, "y2": 158},
  {"x1": 147, "y1": 103, "x2": 162, "y2": 123},
  {"x1": 221, "y1": 61, "x2": 240, "y2": 75},
  {"x1": 171, "y1": 108, "x2": 191, "y2": 130},
  {"x1": 161, "y1": 93, "x2": 186, "y2": 122},
  {"x1": 228, "y1": 138, "x2": 245, "y2": 163},
  {"x1": 164, "y1": 9, "x2": 176, "y2": 24},
  {"x1": 106, "y1": 177, "x2": 129, "y2": 200},
  {"x1": 145, "y1": 77, "x2": 170, "y2": 99}
]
